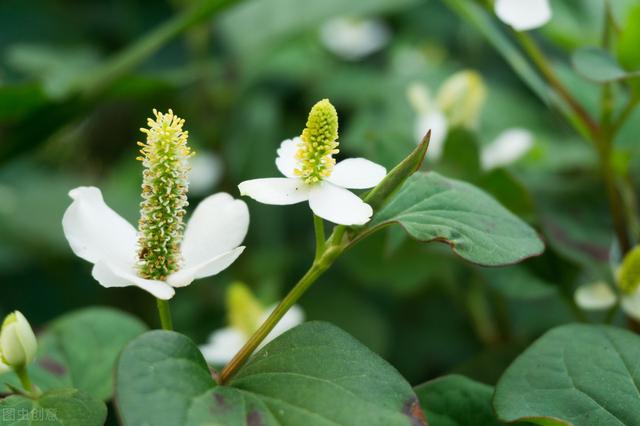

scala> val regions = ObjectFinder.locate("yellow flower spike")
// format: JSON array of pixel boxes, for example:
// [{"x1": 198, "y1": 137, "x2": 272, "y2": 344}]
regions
[
  {"x1": 294, "y1": 99, "x2": 339, "y2": 184},
  {"x1": 618, "y1": 246, "x2": 640, "y2": 294},
  {"x1": 227, "y1": 282, "x2": 264, "y2": 337},
  {"x1": 137, "y1": 109, "x2": 194, "y2": 280}
]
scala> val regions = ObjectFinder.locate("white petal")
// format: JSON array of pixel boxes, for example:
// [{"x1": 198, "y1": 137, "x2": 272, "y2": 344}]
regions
[
  {"x1": 415, "y1": 111, "x2": 448, "y2": 160},
  {"x1": 259, "y1": 304, "x2": 305, "y2": 348},
  {"x1": 495, "y1": 0, "x2": 552, "y2": 31},
  {"x1": 574, "y1": 282, "x2": 617, "y2": 311},
  {"x1": 199, "y1": 327, "x2": 246, "y2": 365},
  {"x1": 62, "y1": 187, "x2": 137, "y2": 269},
  {"x1": 308, "y1": 182, "x2": 373, "y2": 226},
  {"x1": 327, "y1": 158, "x2": 386, "y2": 189},
  {"x1": 481, "y1": 128, "x2": 534, "y2": 170},
  {"x1": 188, "y1": 152, "x2": 223, "y2": 196},
  {"x1": 181, "y1": 193, "x2": 249, "y2": 269},
  {"x1": 91, "y1": 261, "x2": 175, "y2": 300},
  {"x1": 167, "y1": 247, "x2": 245, "y2": 288},
  {"x1": 238, "y1": 178, "x2": 310, "y2": 205},
  {"x1": 0, "y1": 359, "x2": 9, "y2": 373},
  {"x1": 622, "y1": 291, "x2": 640, "y2": 322},
  {"x1": 275, "y1": 138, "x2": 301, "y2": 178},
  {"x1": 319, "y1": 17, "x2": 390, "y2": 61}
]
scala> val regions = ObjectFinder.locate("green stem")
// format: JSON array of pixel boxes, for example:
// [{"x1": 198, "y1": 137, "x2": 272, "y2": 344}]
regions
[
  {"x1": 156, "y1": 299, "x2": 174, "y2": 330},
  {"x1": 15, "y1": 365, "x2": 38, "y2": 398},
  {"x1": 514, "y1": 32, "x2": 601, "y2": 140},
  {"x1": 313, "y1": 215, "x2": 326, "y2": 262},
  {"x1": 219, "y1": 236, "x2": 344, "y2": 384}
]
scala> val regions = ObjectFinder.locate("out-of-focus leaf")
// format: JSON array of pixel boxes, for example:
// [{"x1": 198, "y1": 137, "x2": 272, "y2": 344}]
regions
[
  {"x1": 617, "y1": 5, "x2": 640, "y2": 77},
  {"x1": 7, "y1": 44, "x2": 101, "y2": 100},
  {"x1": 218, "y1": 0, "x2": 418, "y2": 58},
  {"x1": 572, "y1": 47, "x2": 640, "y2": 83},
  {"x1": 415, "y1": 375, "x2": 503, "y2": 426},
  {"x1": 0, "y1": 388, "x2": 106, "y2": 426},
  {"x1": 0, "y1": 307, "x2": 147, "y2": 401},
  {"x1": 0, "y1": 84, "x2": 48, "y2": 121},
  {"x1": 116, "y1": 323, "x2": 425, "y2": 426},
  {"x1": 494, "y1": 324, "x2": 640, "y2": 425},
  {"x1": 480, "y1": 265, "x2": 556, "y2": 300},
  {"x1": 368, "y1": 172, "x2": 545, "y2": 266}
]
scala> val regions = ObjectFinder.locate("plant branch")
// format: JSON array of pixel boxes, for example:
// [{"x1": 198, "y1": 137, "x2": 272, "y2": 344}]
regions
[
  {"x1": 313, "y1": 215, "x2": 325, "y2": 262},
  {"x1": 156, "y1": 299, "x2": 174, "y2": 331}
]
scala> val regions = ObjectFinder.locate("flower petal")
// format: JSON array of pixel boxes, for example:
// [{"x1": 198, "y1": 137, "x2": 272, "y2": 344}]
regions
[
  {"x1": 167, "y1": 247, "x2": 245, "y2": 288},
  {"x1": 308, "y1": 182, "x2": 373, "y2": 225},
  {"x1": 239, "y1": 178, "x2": 310, "y2": 205},
  {"x1": 91, "y1": 261, "x2": 175, "y2": 300},
  {"x1": 481, "y1": 128, "x2": 534, "y2": 170},
  {"x1": 415, "y1": 110, "x2": 448, "y2": 160},
  {"x1": 327, "y1": 158, "x2": 386, "y2": 189},
  {"x1": 181, "y1": 193, "x2": 249, "y2": 270},
  {"x1": 275, "y1": 137, "x2": 301, "y2": 178},
  {"x1": 574, "y1": 282, "x2": 617, "y2": 311},
  {"x1": 319, "y1": 17, "x2": 390, "y2": 61},
  {"x1": 199, "y1": 327, "x2": 246, "y2": 365},
  {"x1": 494, "y1": 0, "x2": 551, "y2": 31},
  {"x1": 622, "y1": 291, "x2": 640, "y2": 322},
  {"x1": 62, "y1": 187, "x2": 137, "y2": 269}
]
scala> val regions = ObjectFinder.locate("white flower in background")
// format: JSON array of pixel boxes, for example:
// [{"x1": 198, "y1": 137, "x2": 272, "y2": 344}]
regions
[
  {"x1": 199, "y1": 283, "x2": 304, "y2": 365},
  {"x1": 188, "y1": 151, "x2": 223, "y2": 197},
  {"x1": 574, "y1": 282, "x2": 617, "y2": 310},
  {"x1": 320, "y1": 17, "x2": 390, "y2": 61},
  {"x1": 0, "y1": 311, "x2": 37, "y2": 369},
  {"x1": 239, "y1": 99, "x2": 386, "y2": 226},
  {"x1": 407, "y1": 83, "x2": 449, "y2": 160},
  {"x1": 63, "y1": 110, "x2": 249, "y2": 300},
  {"x1": 574, "y1": 246, "x2": 640, "y2": 320},
  {"x1": 408, "y1": 71, "x2": 486, "y2": 161},
  {"x1": 481, "y1": 128, "x2": 534, "y2": 170},
  {"x1": 494, "y1": 0, "x2": 552, "y2": 31}
]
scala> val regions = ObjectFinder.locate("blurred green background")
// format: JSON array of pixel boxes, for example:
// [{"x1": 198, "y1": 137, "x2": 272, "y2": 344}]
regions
[{"x1": 1, "y1": 0, "x2": 638, "y2": 393}]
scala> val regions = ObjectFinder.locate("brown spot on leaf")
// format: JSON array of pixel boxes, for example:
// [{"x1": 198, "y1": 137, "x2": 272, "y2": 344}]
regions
[
  {"x1": 39, "y1": 358, "x2": 66, "y2": 376},
  {"x1": 402, "y1": 396, "x2": 428, "y2": 426},
  {"x1": 246, "y1": 410, "x2": 264, "y2": 426}
]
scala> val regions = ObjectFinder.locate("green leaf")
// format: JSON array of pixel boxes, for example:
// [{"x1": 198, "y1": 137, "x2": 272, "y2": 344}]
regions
[
  {"x1": 368, "y1": 172, "x2": 544, "y2": 266},
  {"x1": 480, "y1": 266, "x2": 556, "y2": 300},
  {"x1": 116, "y1": 322, "x2": 426, "y2": 426},
  {"x1": 415, "y1": 375, "x2": 503, "y2": 426},
  {"x1": 0, "y1": 307, "x2": 147, "y2": 400},
  {"x1": 0, "y1": 388, "x2": 106, "y2": 426},
  {"x1": 494, "y1": 324, "x2": 640, "y2": 425},
  {"x1": 571, "y1": 47, "x2": 640, "y2": 83}
]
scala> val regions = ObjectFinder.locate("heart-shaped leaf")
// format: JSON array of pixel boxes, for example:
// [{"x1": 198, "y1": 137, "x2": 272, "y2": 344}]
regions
[
  {"x1": 494, "y1": 324, "x2": 640, "y2": 425},
  {"x1": 0, "y1": 388, "x2": 106, "y2": 426},
  {"x1": 368, "y1": 172, "x2": 544, "y2": 266},
  {"x1": 0, "y1": 307, "x2": 147, "y2": 400},
  {"x1": 415, "y1": 375, "x2": 503, "y2": 426},
  {"x1": 572, "y1": 47, "x2": 640, "y2": 83},
  {"x1": 116, "y1": 322, "x2": 426, "y2": 426}
]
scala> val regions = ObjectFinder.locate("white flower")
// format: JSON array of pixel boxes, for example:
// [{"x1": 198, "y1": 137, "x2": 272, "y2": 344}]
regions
[
  {"x1": 200, "y1": 304, "x2": 304, "y2": 365},
  {"x1": 574, "y1": 282, "x2": 617, "y2": 311},
  {"x1": 0, "y1": 311, "x2": 37, "y2": 368},
  {"x1": 188, "y1": 151, "x2": 223, "y2": 196},
  {"x1": 494, "y1": 0, "x2": 552, "y2": 31},
  {"x1": 407, "y1": 83, "x2": 449, "y2": 160},
  {"x1": 238, "y1": 99, "x2": 386, "y2": 226},
  {"x1": 320, "y1": 17, "x2": 390, "y2": 61},
  {"x1": 481, "y1": 128, "x2": 534, "y2": 170},
  {"x1": 63, "y1": 189, "x2": 249, "y2": 300}
]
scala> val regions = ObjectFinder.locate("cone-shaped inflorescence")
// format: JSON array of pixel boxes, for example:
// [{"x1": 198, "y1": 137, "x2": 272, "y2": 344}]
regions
[
  {"x1": 294, "y1": 99, "x2": 339, "y2": 184},
  {"x1": 136, "y1": 109, "x2": 193, "y2": 280}
]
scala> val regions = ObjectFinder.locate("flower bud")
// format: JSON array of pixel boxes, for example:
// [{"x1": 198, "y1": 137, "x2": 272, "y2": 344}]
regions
[
  {"x1": 0, "y1": 311, "x2": 37, "y2": 368},
  {"x1": 436, "y1": 70, "x2": 487, "y2": 128},
  {"x1": 227, "y1": 282, "x2": 264, "y2": 337},
  {"x1": 618, "y1": 246, "x2": 640, "y2": 294}
]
